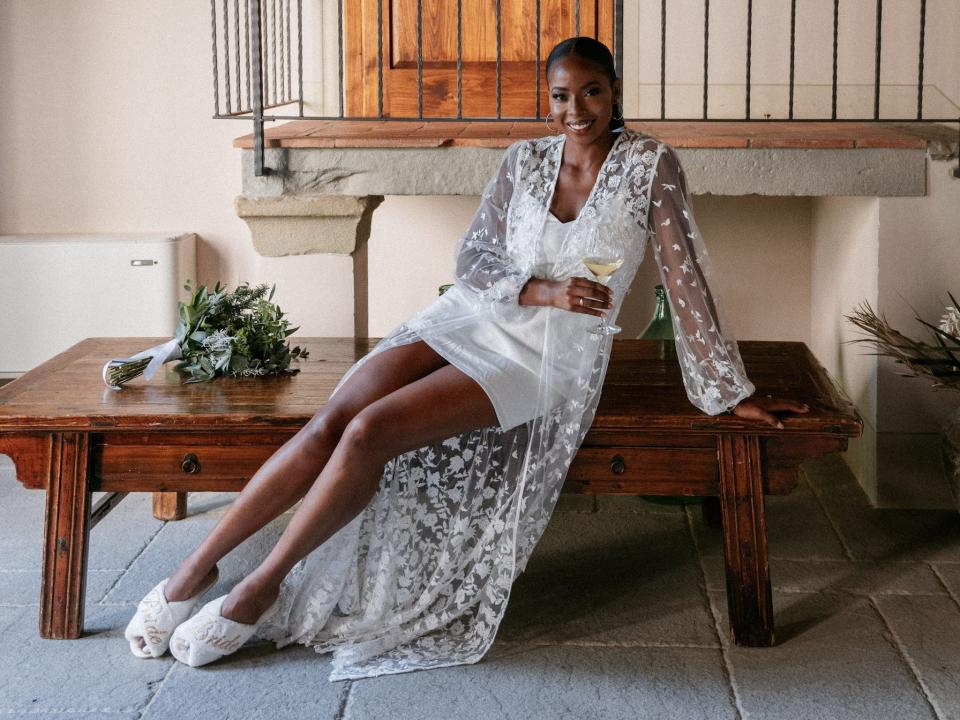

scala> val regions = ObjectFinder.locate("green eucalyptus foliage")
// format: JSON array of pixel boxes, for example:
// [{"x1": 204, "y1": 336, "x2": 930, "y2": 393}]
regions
[{"x1": 174, "y1": 280, "x2": 310, "y2": 383}]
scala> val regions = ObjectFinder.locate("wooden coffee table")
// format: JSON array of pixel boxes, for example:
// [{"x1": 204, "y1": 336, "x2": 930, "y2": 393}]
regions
[{"x1": 0, "y1": 337, "x2": 861, "y2": 646}]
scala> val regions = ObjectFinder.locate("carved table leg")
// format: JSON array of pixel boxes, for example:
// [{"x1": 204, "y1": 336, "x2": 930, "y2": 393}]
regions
[
  {"x1": 40, "y1": 433, "x2": 92, "y2": 639},
  {"x1": 153, "y1": 492, "x2": 187, "y2": 520},
  {"x1": 717, "y1": 433, "x2": 774, "y2": 647}
]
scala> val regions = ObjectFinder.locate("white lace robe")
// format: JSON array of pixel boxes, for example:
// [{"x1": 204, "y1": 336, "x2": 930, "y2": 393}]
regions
[{"x1": 257, "y1": 127, "x2": 756, "y2": 680}]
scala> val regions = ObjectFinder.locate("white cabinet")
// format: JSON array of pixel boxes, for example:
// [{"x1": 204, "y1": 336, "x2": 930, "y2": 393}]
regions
[{"x1": 0, "y1": 233, "x2": 197, "y2": 377}]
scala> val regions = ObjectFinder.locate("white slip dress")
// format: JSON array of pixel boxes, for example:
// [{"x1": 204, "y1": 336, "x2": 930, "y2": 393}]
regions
[{"x1": 416, "y1": 211, "x2": 575, "y2": 431}]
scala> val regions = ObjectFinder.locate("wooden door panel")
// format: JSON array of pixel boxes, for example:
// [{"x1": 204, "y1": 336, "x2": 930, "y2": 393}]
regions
[{"x1": 346, "y1": 0, "x2": 614, "y2": 118}]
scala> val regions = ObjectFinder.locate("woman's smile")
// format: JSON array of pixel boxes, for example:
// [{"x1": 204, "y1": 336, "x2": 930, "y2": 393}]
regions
[{"x1": 566, "y1": 118, "x2": 595, "y2": 133}]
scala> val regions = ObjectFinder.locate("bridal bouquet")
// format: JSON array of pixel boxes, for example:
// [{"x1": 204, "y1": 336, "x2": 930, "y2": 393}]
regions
[
  {"x1": 844, "y1": 293, "x2": 960, "y2": 392},
  {"x1": 102, "y1": 280, "x2": 310, "y2": 389}
]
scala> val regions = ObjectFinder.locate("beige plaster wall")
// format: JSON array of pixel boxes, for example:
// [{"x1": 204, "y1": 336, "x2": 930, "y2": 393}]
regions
[
  {"x1": 877, "y1": 157, "x2": 960, "y2": 434},
  {"x1": 1, "y1": 0, "x2": 246, "y2": 282},
  {"x1": 0, "y1": 0, "x2": 354, "y2": 339},
  {"x1": 810, "y1": 196, "x2": 881, "y2": 502},
  {"x1": 369, "y1": 194, "x2": 812, "y2": 341}
]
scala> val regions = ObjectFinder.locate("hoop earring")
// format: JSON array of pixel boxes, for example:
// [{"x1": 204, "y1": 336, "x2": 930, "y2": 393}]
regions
[
  {"x1": 545, "y1": 112, "x2": 561, "y2": 134},
  {"x1": 611, "y1": 102, "x2": 623, "y2": 121}
]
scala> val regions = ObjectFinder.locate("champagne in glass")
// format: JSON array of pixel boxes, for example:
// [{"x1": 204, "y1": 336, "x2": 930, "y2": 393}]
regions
[{"x1": 582, "y1": 255, "x2": 624, "y2": 335}]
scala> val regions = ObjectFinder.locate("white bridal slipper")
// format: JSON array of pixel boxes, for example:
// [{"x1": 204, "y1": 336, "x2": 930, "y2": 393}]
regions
[
  {"x1": 168, "y1": 594, "x2": 280, "y2": 667},
  {"x1": 124, "y1": 571, "x2": 219, "y2": 659}
]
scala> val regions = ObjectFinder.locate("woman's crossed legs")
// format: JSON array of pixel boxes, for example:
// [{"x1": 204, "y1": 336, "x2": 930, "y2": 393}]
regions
[{"x1": 156, "y1": 340, "x2": 499, "y2": 630}]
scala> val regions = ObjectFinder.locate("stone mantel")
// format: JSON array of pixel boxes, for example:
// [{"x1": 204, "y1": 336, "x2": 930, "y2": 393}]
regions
[
  {"x1": 241, "y1": 145, "x2": 928, "y2": 199},
  {"x1": 233, "y1": 119, "x2": 954, "y2": 259},
  {"x1": 234, "y1": 120, "x2": 954, "y2": 260},
  {"x1": 236, "y1": 120, "x2": 957, "y2": 202},
  {"x1": 230, "y1": 118, "x2": 957, "y2": 274}
]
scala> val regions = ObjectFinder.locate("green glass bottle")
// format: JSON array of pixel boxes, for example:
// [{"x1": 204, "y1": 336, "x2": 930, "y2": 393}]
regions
[
  {"x1": 638, "y1": 284, "x2": 674, "y2": 340},
  {"x1": 638, "y1": 284, "x2": 705, "y2": 507}
]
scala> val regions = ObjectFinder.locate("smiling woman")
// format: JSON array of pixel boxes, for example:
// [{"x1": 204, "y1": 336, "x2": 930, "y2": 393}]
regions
[{"x1": 123, "y1": 36, "x2": 806, "y2": 682}]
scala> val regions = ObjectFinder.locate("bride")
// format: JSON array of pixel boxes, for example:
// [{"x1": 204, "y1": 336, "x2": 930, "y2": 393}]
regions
[{"x1": 124, "y1": 36, "x2": 808, "y2": 680}]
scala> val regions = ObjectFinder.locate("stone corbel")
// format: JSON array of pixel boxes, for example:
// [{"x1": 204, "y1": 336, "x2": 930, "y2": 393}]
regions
[
  {"x1": 235, "y1": 194, "x2": 384, "y2": 337},
  {"x1": 235, "y1": 194, "x2": 384, "y2": 256}
]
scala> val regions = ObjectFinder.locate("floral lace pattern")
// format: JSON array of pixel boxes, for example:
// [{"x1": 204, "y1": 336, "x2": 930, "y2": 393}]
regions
[
  {"x1": 256, "y1": 128, "x2": 754, "y2": 680},
  {"x1": 645, "y1": 144, "x2": 755, "y2": 414}
]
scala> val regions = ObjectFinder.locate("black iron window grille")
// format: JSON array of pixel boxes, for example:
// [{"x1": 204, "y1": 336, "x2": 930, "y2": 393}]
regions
[{"x1": 210, "y1": 0, "x2": 960, "y2": 176}]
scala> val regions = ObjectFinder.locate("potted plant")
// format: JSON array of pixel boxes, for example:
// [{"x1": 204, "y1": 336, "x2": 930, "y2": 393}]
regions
[{"x1": 845, "y1": 294, "x2": 960, "y2": 508}]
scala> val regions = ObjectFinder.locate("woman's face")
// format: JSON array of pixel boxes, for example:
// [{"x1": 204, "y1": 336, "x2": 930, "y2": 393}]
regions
[{"x1": 547, "y1": 54, "x2": 621, "y2": 146}]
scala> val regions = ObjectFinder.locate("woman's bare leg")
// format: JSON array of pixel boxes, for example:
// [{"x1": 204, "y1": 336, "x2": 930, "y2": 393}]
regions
[
  {"x1": 218, "y1": 363, "x2": 499, "y2": 623},
  {"x1": 158, "y1": 340, "x2": 449, "y2": 612}
]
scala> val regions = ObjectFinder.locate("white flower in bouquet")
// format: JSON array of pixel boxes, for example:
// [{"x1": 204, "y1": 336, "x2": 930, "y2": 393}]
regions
[{"x1": 940, "y1": 305, "x2": 960, "y2": 340}]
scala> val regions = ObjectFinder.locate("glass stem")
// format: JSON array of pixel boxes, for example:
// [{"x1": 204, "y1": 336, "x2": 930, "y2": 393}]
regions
[{"x1": 599, "y1": 278, "x2": 611, "y2": 331}]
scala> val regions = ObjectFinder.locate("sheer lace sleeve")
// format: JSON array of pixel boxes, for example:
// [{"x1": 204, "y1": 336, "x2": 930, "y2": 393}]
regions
[
  {"x1": 453, "y1": 140, "x2": 536, "y2": 323},
  {"x1": 647, "y1": 143, "x2": 756, "y2": 415}
]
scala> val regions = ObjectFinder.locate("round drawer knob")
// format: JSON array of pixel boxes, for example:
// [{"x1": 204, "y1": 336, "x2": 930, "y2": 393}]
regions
[
  {"x1": 610, "y1": 454, "x2": 626, "y2": 475},
  {"x1": 181, "y1": 453, "x2": 201, "y2": 474}
]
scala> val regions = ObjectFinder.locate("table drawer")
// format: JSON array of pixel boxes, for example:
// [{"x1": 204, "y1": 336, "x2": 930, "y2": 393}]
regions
[
  {"x1": 565, "y1": 446, "x2": 719, "y2": 495},
  {"x1": 92, "y1": 432, "x2": 293, "y2": 491}
]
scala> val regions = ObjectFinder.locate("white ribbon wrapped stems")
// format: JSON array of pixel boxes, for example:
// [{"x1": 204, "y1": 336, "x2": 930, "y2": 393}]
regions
[{"x1": 101, "y1": 337, "x2": 182, "y2": 390}]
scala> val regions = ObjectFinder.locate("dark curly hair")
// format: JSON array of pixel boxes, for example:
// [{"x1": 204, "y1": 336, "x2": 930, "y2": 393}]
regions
[{"x1": 545, "y1": 36, "x2": 623, "y2": 131}]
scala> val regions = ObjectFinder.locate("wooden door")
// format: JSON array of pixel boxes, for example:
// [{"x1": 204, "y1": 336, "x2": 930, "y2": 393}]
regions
[{"x1": 344, "y1": 1, "x2": 614, "y2": 119}]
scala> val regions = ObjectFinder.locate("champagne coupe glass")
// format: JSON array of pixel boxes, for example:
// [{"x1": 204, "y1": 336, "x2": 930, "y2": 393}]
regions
[{"x1": 581, "y1": 255, "x2": 624, "y2": 335}]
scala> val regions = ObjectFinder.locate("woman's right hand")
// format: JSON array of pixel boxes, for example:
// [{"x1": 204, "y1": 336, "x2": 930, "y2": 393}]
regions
[{"x1": 520, "y1": 277, "x2": 613, "y2": 317}]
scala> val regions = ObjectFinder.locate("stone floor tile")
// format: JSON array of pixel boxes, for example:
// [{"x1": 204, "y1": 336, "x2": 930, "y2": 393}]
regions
[
  {"x1": 86, "y1": 493, "x2": 168, "y2": 571},
  {"x1": 874, "y1": 594, "x2": 960, "y2": 720},
  {"x1": 103, "y1": 493, "x2": 292, "y2": 604},
  {"x1": 595, "y1": 495, "x2": 689, "y2": 515},
  {"x1": 498, "y1": 512, "x2": 717, "y2": 646},
  {"x1": 708, "y1": 590, "x2": 938, "y2": 720},
  {"x1": 700, "y1": 556, "x2": 947, "y2": 596},
  {"x1": 0, "y1": 714, "x2": 138, "y2": 719},
  {"x1": 346, "y1": 644, "x2": 736, "y2": 720},
  {"x1": 0, "y1": 604, "x2": 170, "y2": 715},
  {"x1": 0, "y1": 474, "x2": 165, "y2": 572},
  {"x1": 805, "y1": 457, "x2": 960, "y2": 562},
  {"x1": 0, "y1": 472, "x2": 50, "y2": 570},
  {"x1": 0, "y1": 568, "x2": 122, "y2": 606},
  {"x1": 552, "y1": 493, "x2": 596, "y2": 512},
  {"x1": 930, "y1": 563, "x2": 960, "y2": 599},
  {"x1": 141, "y1": 643, "x2": 343, "y2": 720}
]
